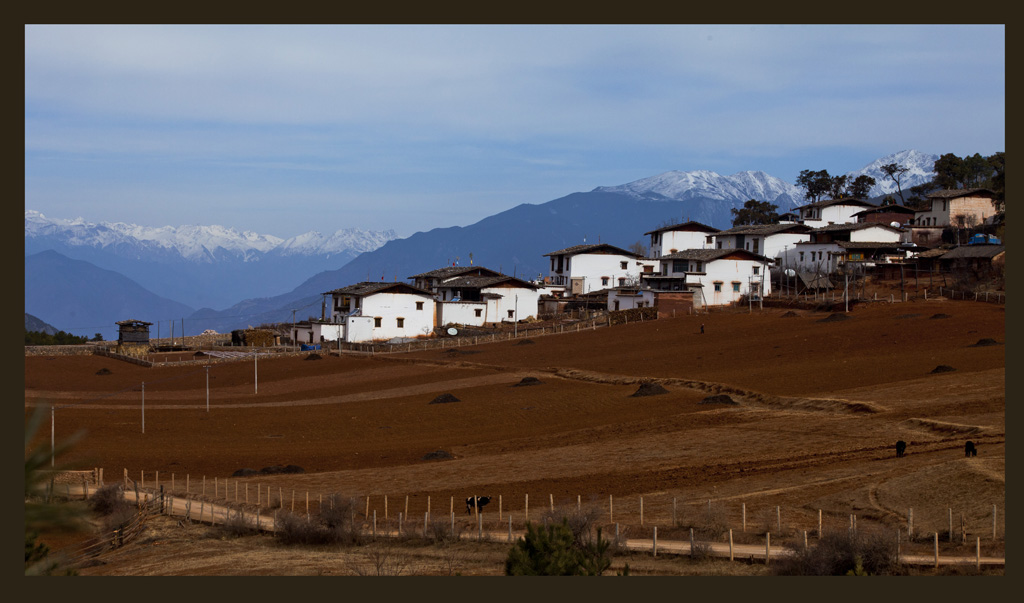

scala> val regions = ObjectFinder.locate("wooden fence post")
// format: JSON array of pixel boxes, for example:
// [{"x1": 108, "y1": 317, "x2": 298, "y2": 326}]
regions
[
  {"x1": 653, "y1": 526, "x2": 657, "y2": 557},
  {"x1": 499, "y1": 495, "x2": 502, "y2": 521},
  {"x1": 993, "y1": 505, "x2": 997, "y2": 539},
  {"x1": 742, "y1": 503, "x2": 746, "y2": 532},
  {"x1": 689, "y1": 528, "x2": 694, "y2": 558},
  {"x1": 549, "y1": 493, "x2": 553, "y2": 512},
  {"x1": 729, "y1": 529, "x2": 734, "y2": 561},
  {"x1": 508, "y1": 515, "x2": 512, "y2": 542},
  {"x1": 818, "y1": 509, "x2": 822, "y2": 538},
  {"x1": 776, "y1": 505, "x2": 781, "y2": 534},
  {"x1": 908, "y1": 507, "x2": 914, "y2": 538},
  {"x1": 976, "y1": 537, "x2": 981, "y2": 570},
  {"x1": 609, "y1": 495, "x2": 613, "y2": 523},
  {"x1": 766, "y1": 532, "x2": 771, "y2": 565},
  {"x1": 640, "y1": 496, "x2": 644, "y2": 526},
  {"x1": 525, "y1": 494, "x2": 529, "y2": 522},
  {"x1": 186, "y1": 474, "x2": 189, "y2": 494},
  {"x1": 405, "y1": 495, "x2": 409, "y2": 520},
  {"x1": 934, "y1": 532, "x2": 939, "y2": 568}
]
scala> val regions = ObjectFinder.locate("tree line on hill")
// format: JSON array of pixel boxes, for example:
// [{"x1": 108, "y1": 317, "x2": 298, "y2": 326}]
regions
[
  {"x1": 729, "y1": 150, "x2": 1005, "y2": 228},
  {"x1": 25, "y1": 330, "x2": 103, "y2": 345}
]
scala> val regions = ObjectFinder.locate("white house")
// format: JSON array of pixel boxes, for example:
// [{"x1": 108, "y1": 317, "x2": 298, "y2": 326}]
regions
[
  {"x1": 710, "y1": 223, "x2": 812, "y2": 263},
  {"x1": 323, "y1": 282, "x2": 435, "y2": 343},
  {"x1": 793, "y1": 198, "x2": 877, "y2": 228},
  {"x1": 644, "y1": 221, "x2": 719, "y2": 258},
  {"x1": 290, "y1": 320, "x2": 345, "y2": 347},
  {"x1": 778, "y1": 223, "x2": 904, "y2": 274},
  {"x1": 543, "y1": 243, "x2": 655, "y2": 295},
  {"x1": 434, "y1": 275, "x2": 541, "y2": 327},
  {"x1": 643, "y1": 248, "x2": 772, "y2": 308},
  {"x1": 607, "y1": 286, "x2": 656, "y2": 311}
]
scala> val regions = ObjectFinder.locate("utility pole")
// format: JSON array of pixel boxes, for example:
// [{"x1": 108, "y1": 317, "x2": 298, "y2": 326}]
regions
[
  {"x1": 205, "y1": 365, "x2": 210, "y2": 412},
  {"x1": 292, "y1": 309, "x2": 297, "y2": 352}
]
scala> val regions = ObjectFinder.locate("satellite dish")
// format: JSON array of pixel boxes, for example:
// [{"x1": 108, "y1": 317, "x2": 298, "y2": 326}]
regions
[
  {"x1": 785, "y1": 269, "x2": 796, "y2": 277},
  {"x1": 890, "y1": 221, "x2": 901, "y2": 229},
  {"x1": 447, "y1": 327, "x2": 458, "y2": 336}
]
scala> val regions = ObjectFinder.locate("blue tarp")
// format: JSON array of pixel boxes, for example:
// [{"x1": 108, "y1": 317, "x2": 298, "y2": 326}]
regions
[{"x1": 300, "y1": 344, "x2": 321, "y2": 351}]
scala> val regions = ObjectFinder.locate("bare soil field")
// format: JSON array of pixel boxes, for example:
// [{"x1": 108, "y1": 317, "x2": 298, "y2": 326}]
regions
[{"x1": 25, "y1": 299, "x2": 1005, "y2": 575}]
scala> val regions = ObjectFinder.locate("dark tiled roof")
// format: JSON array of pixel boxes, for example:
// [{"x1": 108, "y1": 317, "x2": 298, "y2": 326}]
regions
[
  {"x1": 852, "y1": 205, "x2": 916, "y2": 216},
  {"x1": 408, "y1": 266, "x2": 501, "y2": 279},
  {"x1": 116, "y1": 319, "x2": 153, "y2": 326},
  {"x1": 661, "y1": 248, "x2": 771, "y2": 263},
  {"x1": 643, "y1": 220, "x2": 720, "y2": 236},
  {"x1": 715, "y1": 223, "x2": 812, "y2": 236},
  {"x1": 940, "y1": 245, "x2": 1005, "y2": 259},
  {"x1": 436, "y1": 275, "x2": 539, "y2": 290},
  {"x1": 794, "y1": 198, "x2": 876, "y2": 211},
  {"x1": 926, "y1": 188, "x2": 996, "y2": 199},
  {"x1": 324, "y1": 282, "x2": 432, "y2": 297},
  {"x1": 543, "y1": 243, "x2": 639, "y2": 258}
]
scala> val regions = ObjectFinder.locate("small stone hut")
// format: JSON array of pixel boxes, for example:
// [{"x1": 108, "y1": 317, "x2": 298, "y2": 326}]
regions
[{"x1": 116, "y1": 319, "x2": 152, "y2": 355}]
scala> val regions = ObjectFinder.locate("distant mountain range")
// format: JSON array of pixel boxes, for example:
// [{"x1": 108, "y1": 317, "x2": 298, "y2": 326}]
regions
[
  {"x1": 25, "y1": 312, "x2": 59, "y2": 335},
  {"x1": 24, "y1": 211, "x2": 397, "y2": 310},
  {"x1": 25, "y1": 150, "x2": 939, "y2": 337}
]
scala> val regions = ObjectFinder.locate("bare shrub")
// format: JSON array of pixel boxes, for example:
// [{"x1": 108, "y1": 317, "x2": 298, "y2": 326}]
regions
[
  {"x1": 540, "y1": 505, "x2": 602, "y2": 547},
  {"x1": 351, "y1": 539, "x2": 411, "y2": 576},
  {"x1": 90, "y1": 483, "x2": 130, "y2": 517},
  {"x1": 275, "y1": 494, "x2": 364, "y2": 546},
  {"x1": 220, "y1": 509, "x2": 256, "y2": 538},
  {"x1": 771, "y1": 529, "x2": 903, "y2": 576},
  {"x1": 694, "y1": 503, "x2": 730, "y2": 540},
  {"x1": 690, "y1": 538, "x2": 714, "y2": 561},
  {"x1": 427, "y1": 517, "x2": 462, "y2": 544}
]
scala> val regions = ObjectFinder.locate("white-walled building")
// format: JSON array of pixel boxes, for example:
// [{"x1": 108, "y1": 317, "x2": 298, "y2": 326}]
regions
[
  {"x1": 710, "y1": 223, "x2": 812, "y2": 263},
  {"x1": 778, "y1": 223, "x2": 904, "y2": 274},
  {"x1": 323, "y1": 282, "x2": 435, "y2": 343},
  {"x1": 543, "y1": 243, "x2": 655, "y2": 295},
  {"x1": 434, "y1": 275, "x2": 541, "y2": 327},
  {"x1": 793, "y1": 198, "x2": 877, "y2": 228},
  {"x1": 643, "y1": 248, "x2": 772, "y2": 308},
  {"x1": 644, "y1": 221, "x2": 719, "y2": 258},
  {"x1": 607, "y1": 286, "x2": 656, "y2": 311}
]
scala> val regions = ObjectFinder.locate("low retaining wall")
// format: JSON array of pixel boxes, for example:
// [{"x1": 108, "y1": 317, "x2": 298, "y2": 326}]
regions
[{"x1": 24, "y1": 344, "x2": 99, "y2": 357}]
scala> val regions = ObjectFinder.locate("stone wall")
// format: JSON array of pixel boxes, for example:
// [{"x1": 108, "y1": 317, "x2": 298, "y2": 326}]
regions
[{"x1": 24, "y1": 344, "x2": 98, "y2": 357}]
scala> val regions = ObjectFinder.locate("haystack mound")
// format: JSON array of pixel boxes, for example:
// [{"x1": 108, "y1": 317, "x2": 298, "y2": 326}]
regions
[
  {"x1": 304, "y1": 353, "x2": 322, "y2": 360},
  {"x1": 780, "y1": 311, "x2": 799, "y2": 318},
  {"x1": 930, "y1": 313, "x2": 952, "y2": 319},
  {"x1": 930, "y1": 365, "x2": 956, "y2": 374},
  {"x1": 513, "y1": 377, "x2": 543, "y2": 387},
  {"x1": 429, "y1": 393, "x2": 461, "y2": 404},
  {"x1": 193, "y1": 351, "x2": 207, "y2": 357},
  {"x1": 232, "y1": 468, "x2": 258, "y2": 477},
  {"x1": 95, "y1": 367, "x2": 112, "y2": 375},
  {"x1": 421, "y1": 450, "x2": 454, "y2": 461},
  {"x1": 517, "y1": 339, "x2": 535, "y2": 345},
  {"x1": 630, "y1": 382, "x2": 668, "y2": 397},
  {"x1": 700, "y1": 394, "x2": 738, "y2": 405},
  {"x1": 818, "y1": 313, "x2": 850, "y2": 323},
  {"x1": 970, "y1": 338, "x2": 999, "y2": 347}
]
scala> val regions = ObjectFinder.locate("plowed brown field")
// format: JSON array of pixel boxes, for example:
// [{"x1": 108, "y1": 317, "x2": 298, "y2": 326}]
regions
[{"x1": 26, "y1": 299, "x2": 1006, "y2": 573}]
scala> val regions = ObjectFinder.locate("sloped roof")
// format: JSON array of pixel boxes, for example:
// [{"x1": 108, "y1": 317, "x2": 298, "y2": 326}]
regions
[
  {"x1": 794, "y1": 198, "x2": 877, "y2": 211},
  {"x1": 543, "y1": 243, "x2": 639, "y2": 258},
  {"x1": 408, "y1": 266, "x2": 501, "y2": 280},
  {"x1": 835, "y1": 241, "x2": 906, "y2": 250},
  {"x1": 324, "y1": 282, "x2": 432, "y2": 297},
  {"x1": 643, "y1": 220, "x2": 720, "y2": 236},
  {"x1": 435, "y1": 275, "x2": 539, "y2": 290},
  {"x1": 116, "y1": 319, "x2": 153, "y2": 326},
  {"x1": 940, "y1": 244, "x2": 1005, "y2": 259},
  {"x1": 852, "y1": 205, "x2": 916, "y2": 216},
  {"x1": 926, "y1": 188, "x2": 996, "y2": 199},
  {"x1": 714, "y1": 223, "x2": 812, "y2": 236},
  {"x1": 660, "y1": 248, "x2": 771, "y2": 263}
]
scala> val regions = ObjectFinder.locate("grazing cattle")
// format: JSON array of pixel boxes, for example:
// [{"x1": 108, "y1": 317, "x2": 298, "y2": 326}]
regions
[
  {"x1": 965, "y1": 441, "x2": 977, "y2": 457},
  {"x1": 466, "y1": 495, "x2": 492, "y2": 514},
  {"x1": 896, "y1": 440, "x2": 907, "y2": 458}
]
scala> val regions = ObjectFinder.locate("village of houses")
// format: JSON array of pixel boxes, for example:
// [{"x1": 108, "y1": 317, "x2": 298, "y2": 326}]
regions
[{"x1": 285, "y1": 188, "x2": 1004, "y2": 347}]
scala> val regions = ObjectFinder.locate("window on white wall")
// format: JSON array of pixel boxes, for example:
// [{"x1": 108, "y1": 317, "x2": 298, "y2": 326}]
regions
[
  {"x1": 396, "y1": 317, "x2": 404, "y2": 328},
  {"x1": 475, "y1": 309, "x2": 482, "y2": 317},
  {"x1": 416, "y1": 301, "x2": 424, "y2": 310},
  {"x1": 374, "y1": 317, "x2": 382, "y2": 328}
]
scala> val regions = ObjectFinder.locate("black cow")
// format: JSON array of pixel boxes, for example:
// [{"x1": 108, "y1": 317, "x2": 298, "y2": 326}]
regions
[
  {"x1": 466, "y1": 495, "x2": 492, "y2": 514},
  {"x1": 896, "y1": 440, "x2": 907, "y2": 458},
  {"x1": 965, "y1": 441, "x2": 977, "y2": 457}
]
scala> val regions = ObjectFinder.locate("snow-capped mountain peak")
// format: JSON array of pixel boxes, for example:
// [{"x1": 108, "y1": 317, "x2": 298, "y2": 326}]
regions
[
  {"x1": 594, "y1": 169, "x2": 803, "y2": 208},
  {"x1": 845, "y1": 149, "x2": 938, "y2": 198}
]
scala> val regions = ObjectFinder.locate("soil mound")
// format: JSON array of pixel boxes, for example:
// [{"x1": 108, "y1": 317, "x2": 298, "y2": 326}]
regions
[
  {"x1": 429, "y1": 393, "x2": 461, "y2": 404},
  {"x1": 930, "y1": 365, "x2": 956, "y2": 374},
  {"x1": 780, "y1": 311, "x2": 799, "y2": 318},
  {"x1": 699, "y1": 394, "x2": 738, "y2": 405},
  {"x1": 930, "y1": 313, "x2": 952, "y2": 319},
  {"x1": 970, "y1": 338, "x2": 999, "y2": 347},
  {"x1": 95, "y1": 368, "x2": 112, "y2": 375},
  {"x1": 304, "y1": 353, "x2": 322, "y2": 360},
  {"x1": 516, "y1": 339, "x2": 535, "y2": 345},
  {"x1": 443, "y1": 348, "x2": 479, "y2": 356},
  {"x1": 421, "y1": 450, "x2": 454, "y2": 461},
  {"x1": 232, "y1": 468, "x2": 258, "y2": 477},
  {"x1": 894, "y1": 314, "x2": 922, "y2": 319},
  {"x1": 513, "y1": 377, "x2": 543, "y2": 387},
  {"x1": 818, "y1": 313, "x2": 850, "y2": 323},
  {"x1": 193, "y1": 351, "x2": 207, "y2": 357},
  {"x1": 630, "y1": 382, "x2": 669, "y2": 397}
]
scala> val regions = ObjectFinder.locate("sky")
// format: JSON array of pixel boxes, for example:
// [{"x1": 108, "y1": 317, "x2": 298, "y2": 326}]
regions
[{"x1": 25, "y1": 24, "x2": 1005, "y2": 239}]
